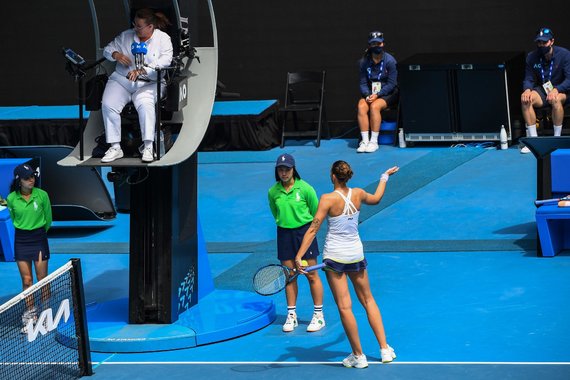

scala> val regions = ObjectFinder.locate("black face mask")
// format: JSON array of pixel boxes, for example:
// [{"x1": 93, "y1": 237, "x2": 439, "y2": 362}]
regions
[
  {"x1": 538, "y1": 45, "x2": 551, "y2": 56},
  {"x1": 370, "y1": 46, "x2": 383, "y2": 55}
]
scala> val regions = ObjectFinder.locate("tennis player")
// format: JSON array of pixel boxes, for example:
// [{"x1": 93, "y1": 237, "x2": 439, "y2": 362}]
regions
[
  {"x1": 6, "y1": 164, "x2": 53, "y2": 333},
  {"x1": 268, "y1": 153, "x2": 325, "y2": 332},
  {"x1": 295, "y1": 160, "x2": 398, "y2": 368}
]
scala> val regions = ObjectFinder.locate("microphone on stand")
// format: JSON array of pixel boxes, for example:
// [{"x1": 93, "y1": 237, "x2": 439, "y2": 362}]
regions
[{"x1": 130, "y1": 42, "x2": 148, "y2": 70}]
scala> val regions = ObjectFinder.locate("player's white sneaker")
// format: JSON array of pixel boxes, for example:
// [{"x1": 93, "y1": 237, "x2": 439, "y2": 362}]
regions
[
  {"x1": 356, "y1": 141, "x2": 368, "y2": 153},
  {"x1": 342, "y1": 353, "x2": 368, "y2": 368},
  {"x1": 380, "y1": 345, "x2": 396, "y2": 363},
  {"x1": 282, "y1": 312, "x2": 298, "y2": 332},
  {"x1": 306, "y1": 312, "x2": 325, "y2": 332}
]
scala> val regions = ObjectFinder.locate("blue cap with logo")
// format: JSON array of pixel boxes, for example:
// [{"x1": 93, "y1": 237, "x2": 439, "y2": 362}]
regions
[
  {"x1": 275, "y1": 153, "x2": 295, "y2": 168},
  {"x1": 368, "y1": 31, "x2": 384, "y2": 44},
  {"x1": 535, "y1": 27, "x2": 554, "y2": 42},
  {"x1": 14, "y1": 164, "x2": 37, "y2": 180}
]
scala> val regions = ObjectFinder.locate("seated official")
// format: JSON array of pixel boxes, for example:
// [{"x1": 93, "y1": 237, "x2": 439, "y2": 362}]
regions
[
  {"x1": 100, "y1": 8, "x2": 173, "y2": 163},
  {"x1": 520, "y1": 27, "x2": 570, "y2": 154},
  {"x1": 356, "y1": 31, "x2": 398, "y2": 153}
]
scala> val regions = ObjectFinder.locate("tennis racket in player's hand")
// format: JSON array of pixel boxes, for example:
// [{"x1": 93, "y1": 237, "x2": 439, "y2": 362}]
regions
[{"x1": 252, "y1": 262, "x2": 325, "y2": 296}]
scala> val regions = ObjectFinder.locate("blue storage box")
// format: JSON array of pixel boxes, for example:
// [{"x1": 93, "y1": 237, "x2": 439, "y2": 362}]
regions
[
  {"x1": 551, "y1": 149, "x2": 570, "y2": 197},
  {"x1": 379, "y1": 121, "x2": 397, "y2": 145}
]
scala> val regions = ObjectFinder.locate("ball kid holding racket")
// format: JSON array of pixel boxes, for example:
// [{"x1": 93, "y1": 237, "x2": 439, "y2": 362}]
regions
[
  {"x1": 295, "y1": 160, "x2": 398, "y2": 368},
  {"x1": 268, "y1": 153, "x2": 326, "y2": 333}
]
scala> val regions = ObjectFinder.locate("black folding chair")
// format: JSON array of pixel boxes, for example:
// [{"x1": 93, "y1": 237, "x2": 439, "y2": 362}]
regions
[{"x1": 280, "y1": 71, "x2": 329, "y2": 147}]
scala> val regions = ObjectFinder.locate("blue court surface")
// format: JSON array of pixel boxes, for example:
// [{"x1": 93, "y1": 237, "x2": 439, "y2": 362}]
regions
[{"x1": 2, "y1": 138, "x2": 570, "y2": 379}]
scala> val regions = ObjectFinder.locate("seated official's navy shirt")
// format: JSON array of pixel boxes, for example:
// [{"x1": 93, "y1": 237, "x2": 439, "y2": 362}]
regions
[
  {"x1": 359, "y1": 52, "x2": 398, "y2": 97},
  {"x1": 523, "y1": 46, "x2": 570, "y2": 93}
]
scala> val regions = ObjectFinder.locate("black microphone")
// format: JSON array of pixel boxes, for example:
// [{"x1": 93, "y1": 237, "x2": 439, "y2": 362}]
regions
[{"x1": 130, "y1": 42, "x2": 148, "y2": 70}]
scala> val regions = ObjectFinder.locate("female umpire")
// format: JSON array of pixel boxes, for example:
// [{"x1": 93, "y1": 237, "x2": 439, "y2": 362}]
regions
[
  {"x1": 6, "y1": 164, "x2": 53, "y2": 332},
  {"x1": 268, "y1": 153, "x2": 325, "y2": 333}
]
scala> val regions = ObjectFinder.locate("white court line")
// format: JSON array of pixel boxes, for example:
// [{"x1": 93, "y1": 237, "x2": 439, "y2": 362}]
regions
[{"x1": 94, "y1": 361, "x2": 570, "y2": 366}]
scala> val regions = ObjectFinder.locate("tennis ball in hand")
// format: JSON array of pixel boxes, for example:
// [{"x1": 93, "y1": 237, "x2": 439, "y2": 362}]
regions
[{"x1": 301, "y1": 260, "x2": 308, "y2": 266}]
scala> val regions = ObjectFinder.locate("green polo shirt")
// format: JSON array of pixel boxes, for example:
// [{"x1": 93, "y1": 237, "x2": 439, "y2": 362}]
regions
[
  {"x1": 268, "y1": 178, "x2": 318, "y2": 229},
  {"x1": 6, "y1": 187, "x2": 52, "y2": 231}
]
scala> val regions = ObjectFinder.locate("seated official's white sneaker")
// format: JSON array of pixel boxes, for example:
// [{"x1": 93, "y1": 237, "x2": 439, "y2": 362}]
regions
[
  {"x1": 101, "y1": 147, "x2": 124, "y2": 163},
  {"x1": 520, "y1": 146, "x2": 531, "y2": 154},
  {"x1": 141, "y1": 147, "x2": 154, "y2": 163},
  {"x1": 380, "y1": 345, "x2": 396, "y2": 363},
  {"x1": 365, "y1": 141, "x2": 379, "y2": 153},
  {"x1": 356, "y1": 141, "x2": 368, "y2": 153},
  {"x1": 342, "y1": 353, "x2": 368, "y2": 369},
  {"x1": 282, "y1": 313, "x2": 298, "y2": 332},
  {"x1": 306, "y1": 312, "x2": 325, "y2": 332}
]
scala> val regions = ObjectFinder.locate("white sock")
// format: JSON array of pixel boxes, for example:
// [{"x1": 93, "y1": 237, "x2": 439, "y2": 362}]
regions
[
  {"x1": 144, "y1": 140, "x2": 153, "y2": 150},
  {"x1": 554, "y1": 125, "x2": 562, "y2": 136},
  {"x1": 370, "y1": 131, "x2": 379, "y2": 144},
  {"x1": 111, "y1": 143, "x2": 121, "y2": 149},
  {"x1": 526, "y1": 125, "x2": 538, "y2": 137},
  {"x1": 287, "y1": 306, "x2": 296, "y2": 315},
  {"x1": 314, "y1": 305, "x2": 323, "y2": 315},
  {"x1": 361, "y1": 132, "x2": 370, "y2": 144}
]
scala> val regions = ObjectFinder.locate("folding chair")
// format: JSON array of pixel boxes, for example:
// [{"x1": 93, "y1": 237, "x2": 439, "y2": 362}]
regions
[{"x1": 280, "y1": 71, "x2": 329, "y2": 147}]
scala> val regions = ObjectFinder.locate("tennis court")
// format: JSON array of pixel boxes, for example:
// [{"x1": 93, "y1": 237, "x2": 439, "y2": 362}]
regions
[{"x1": 2, "y1": 139, "x2": 570, "y2": 379}]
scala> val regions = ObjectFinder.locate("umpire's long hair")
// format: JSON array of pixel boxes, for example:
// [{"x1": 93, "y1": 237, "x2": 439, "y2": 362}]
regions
[
  {"x1": 9, "y1": 174, "x2": 39, "y2": 194},
  {"x1": 275, "y1": 168, "x2": 301, "y2": 182},
  {"x1": 9, "y1": 178, "x2": 20, "y2": 194}
]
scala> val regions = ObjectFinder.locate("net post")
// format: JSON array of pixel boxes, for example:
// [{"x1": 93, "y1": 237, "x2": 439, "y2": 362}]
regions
[{"x1": 70, "y1": 258, "x2": 93, "y2": 376}]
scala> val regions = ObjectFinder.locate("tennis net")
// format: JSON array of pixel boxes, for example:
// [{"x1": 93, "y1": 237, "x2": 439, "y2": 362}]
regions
[{"x1": 0, "y1": 259, "x2": 92, "y2": 379}]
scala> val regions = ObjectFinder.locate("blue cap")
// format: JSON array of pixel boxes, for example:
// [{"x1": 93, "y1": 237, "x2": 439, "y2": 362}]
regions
[
  {"x1": 14, "y1": 164, "x2": 36, "y2": 180},
  {"x1": 535, "y1": 27, "x2": 554, "y2": 42},
  {"x1": 368, "y1": 31, "x2": 384, "y2": 44},
  {"x1": 275, "y1": 153, "x2": 295, "y2": 168}
]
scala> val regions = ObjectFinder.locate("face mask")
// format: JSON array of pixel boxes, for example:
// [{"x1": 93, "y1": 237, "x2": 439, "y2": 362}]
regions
[
  {"x1": 538, "y1": 45, "x2": 551, "y2": 56},
  {"x1": 370, "y1": 46, "x2": 383, "y2": 55}
]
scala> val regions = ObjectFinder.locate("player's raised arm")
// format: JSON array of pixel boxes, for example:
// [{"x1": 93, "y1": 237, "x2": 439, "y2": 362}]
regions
[{"x1": 361, "y1": 166, "x2": 399, "y2": 205}]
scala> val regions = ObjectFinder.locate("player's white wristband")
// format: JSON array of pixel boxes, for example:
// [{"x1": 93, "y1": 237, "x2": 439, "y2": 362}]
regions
[{"x1": 380, "y1": 173, "x2": 389, "y2": 182}]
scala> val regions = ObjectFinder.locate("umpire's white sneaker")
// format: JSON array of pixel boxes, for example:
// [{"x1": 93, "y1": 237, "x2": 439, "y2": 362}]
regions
[
  {"x1": 21, "y1": 308, "x2": 38, "y2": 334},
  {"x1": 342, "y1": 353, "x2": 368, "y2": 369},
  {"x1": 142, "y1": 147, "x2": 154, "y2": 163},
  {"x1": 306, "y1": 312, "x2": 325, "y2": 332},
  {"x1": 282, "y1": 312, "x2": 298, "y2": 332},
  {"x1": 101, "y1": 147, "x2": 124, "y2": 163}
]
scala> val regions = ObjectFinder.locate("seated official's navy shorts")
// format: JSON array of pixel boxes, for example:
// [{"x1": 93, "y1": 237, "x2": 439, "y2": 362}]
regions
[
  {"x1": 323, "y1": 258, "x2": 368, "y2": 273},
  {"x1": 379, "y1": 86, "x2": 399, "y2": 108},
  {"x1": 533, "y1": 86, "x2": 570, "y2": 106},
  {"x1": 277, "y1": 222, "x2": 319, "y2": 262},
  {"x1": 14, "y1": 227, "x2": 50, "y2": 262}
]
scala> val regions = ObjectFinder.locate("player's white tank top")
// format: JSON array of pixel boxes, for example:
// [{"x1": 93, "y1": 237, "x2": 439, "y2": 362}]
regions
[{"x1": 323, "y1": 188, "x2": 364, "y2": 263}]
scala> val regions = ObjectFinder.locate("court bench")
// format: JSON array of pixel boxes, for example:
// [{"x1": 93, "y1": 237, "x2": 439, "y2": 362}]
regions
[{"x1": 536, "y1": 149, "x2": 570, "y2": 256}]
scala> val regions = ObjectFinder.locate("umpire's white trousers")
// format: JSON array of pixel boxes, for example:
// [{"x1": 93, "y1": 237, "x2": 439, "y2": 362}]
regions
[{"x1": 101, "y1": 73, "x2": 161, "y2": 144}]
